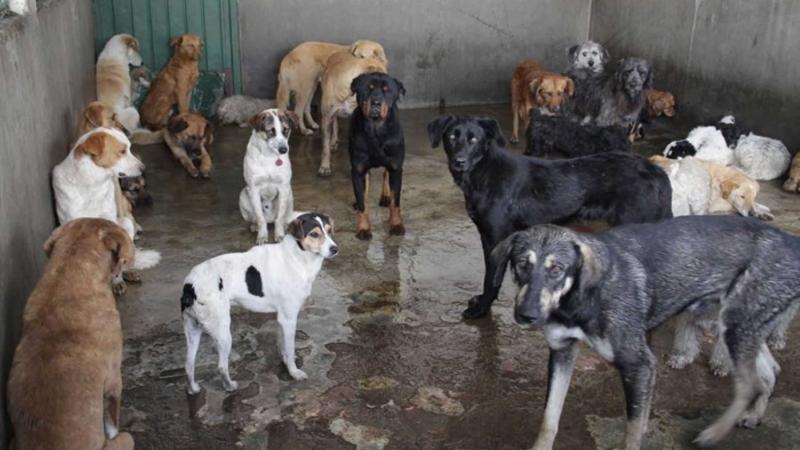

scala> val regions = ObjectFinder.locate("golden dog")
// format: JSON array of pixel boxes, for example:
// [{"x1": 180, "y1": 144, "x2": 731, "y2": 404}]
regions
[
  {"x1": 510, "y1": 60, "x2": 574, "y2": 143},
  {"x1": 164, "y1": 111, "x2": 214, "y2": 178},
  {"x1": 782, "y1": 152, "x2": 800, "y2": 192},
  {"x1": 700, "y1": 160, "x2": 772, "y2": 220},
  {"x1": 8, "y1": 218, "x2": 135, "y2": 450},
  {"x1": 647, "y1": 89, "x2": 676, "y2": 117}
]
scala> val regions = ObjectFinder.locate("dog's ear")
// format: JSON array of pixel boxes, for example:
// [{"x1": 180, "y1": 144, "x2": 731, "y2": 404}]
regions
[
  {"x1": 102, "y1": 226, "x2": 134, "y2": 277},
  {"x1": 567, "y1": 45, "x2": 579, "y2": 62},
  {"x1": 574, "y1": 241, "x2": 601, "y2": 292},
  {"x1": 167, "y1": 116, "x2": 189, "y2": 135},
  {"x1": 565, "y1": 77, "x2": 575, "y2": 97},
  {"x1": 643, "y1": 64, "x2": 654, "y2": 89},
  {"x1": 393, "y1": 77, "x2": 406, "y2": 98},
  {"x1": 477, "y1": 118, "x2": 507, "y2": 148},
  {"x1": 287, "y1": 217, "x2": 306, "y2": 242},
  {"x1": 203, "y1": 120, "x2": 214, "y2": 146},
  {"x1": 426, "y1": 115, "x2": 455, "y2": 148},
  {"x1": 75, "y1": 132, "x2": 106, "y2": 158},
  {"x1": 43, "y1": 224, "x2": 69, "y2": 256},
  {"x1": 123, "y1": 35, "x2": 139, "y2": 51},
  {"x1": 281, "y1": 110, "x2": 300, "y2": 129},
  {"x1": 83, "y1": 104, "x2": 105, "y2": 128},
  {"x1": 601, "y1": 46, "x2": 610, "y2": 63},
  {"x1": 170, "y1": 35, "x2": 184, "y2": 48},
  {"x1": 720, "y1": 179, "x2": 737, "y2": 199},
  {"x1": 248, "y1": 111, "x2": 268, "y2": 131},
  {"x1": 528, "y1": 77, "x2": 542, "y2": 95},
  {"x1": 350, "y1": 73, "x2": 371, "y2": 98}
]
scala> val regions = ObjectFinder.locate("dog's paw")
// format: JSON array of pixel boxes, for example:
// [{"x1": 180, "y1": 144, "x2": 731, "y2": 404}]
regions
[
  {"x1": 223, "y1": 379, "x2": 239, "y2": 392},
  {"x1": 509, "y1": 136, "x2": 519, "y2": 144},
  {"x1": 389, "y1": 224, "x2": 405, "y2": 236},
  {"x1": 112, "y1": 281, "x2": 128, "y2": 296},
  {"x1": 256, "y1": 234, "x2": 270, "y2": 245},
  {"x1": 300, "y1": 128, "x2": 314, "y2": 136},
  {"x1": 355, "y1": 229, "x2": 373, "y2": 241},
  {"x1": 379, "y1": 195, "x2": 392, "y2": 207},
  {"x1": 274, "y1": 232, "x2": 286, "y2": 242},
  {"x1": 693, "y1": 426, "x2": 727, "y2": 448},
  {"x1": 186, "y1": 382, "x2": 202, "y2": 395},
  {"x1": 318, "y1": 166, "x2": 332, "y2": 177},
  {"x1": 736, "y1": 413, "x2": 762, "y2": 429},
  {"x1": 462, "y1": 296, "x2": 491, "y2": 320},
  {"x1": 768, "y1": 335, "x2": 787, "y2": 351},
  {"x1": 666, "y1": 353, "x2": 693, "y2": 369},
  {"x1": 710, "y1": 361, "x2": 731, "y2": 378},
  {"x1": 288, "y1": 368, "x2": 308, "y2": 381},
  {"x1": 201, "y1": 171, "x2": 212, "y2": 179},
  {"x1": 122, "y1": 270, "x2": 142, "y2": 284}
]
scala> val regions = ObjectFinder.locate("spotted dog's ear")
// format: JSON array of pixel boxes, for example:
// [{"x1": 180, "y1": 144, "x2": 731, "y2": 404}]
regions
[
  {"x1": 477, "y1": 118, "x2": 507, "y2": 148},
  {"x1": 574, "y1": 241, "x2": 601, "y2": 292},
  {"x1": 279, "y1": 110, "x2": 299, "y2": 129},
  {"x1": 83, "y1": 103, "x2": 105, "y2": 128},
  {"x1": 426, "y1": 115, "x2": 456, "y2": 148},
  {"x1": 287, "y1": 217, "x2": 306, "y2": 242},
  {"x1": 167, "y1": 116, "x2": 189, "y2": 135},
  {"x1": 248, "y1": 111, "x2": 268, "y2": 131},
  {"x1": 75, "y1": 132, "x2": 106, "y2": 158},
  {"x1": 567, "y1": 44, "x2": 579, "y2": 62}
]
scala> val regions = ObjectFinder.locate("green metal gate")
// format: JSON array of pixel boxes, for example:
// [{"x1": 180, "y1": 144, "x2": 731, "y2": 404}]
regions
[{"x1": 93, "y1": 0, "x2": 241, "y2": 95}]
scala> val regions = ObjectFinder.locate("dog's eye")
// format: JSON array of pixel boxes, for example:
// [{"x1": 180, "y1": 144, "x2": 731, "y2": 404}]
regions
[
  {"x1": 547, "y1": 265, "x2": 564, "y2": 277},
  {"x1": 369, "y1": 84, "x2": 375, "y2": 90},
  {"x1": 448, "y1": 134, "x2": 456, "y2": 141},
  {"x1": 382, "y1": 85, "x2": 388, "y2": 92},
  {"x1": 309, "y1": 231, "x2": 320, "y2": 238},
  {"x1": 582, "y1": 52, "x2": 587, "y2": 56},
  {"x1": 469, "y1": 136, "x2": 478, "y2": 144}
]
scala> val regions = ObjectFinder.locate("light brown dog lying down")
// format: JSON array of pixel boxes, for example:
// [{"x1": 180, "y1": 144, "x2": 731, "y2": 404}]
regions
[
  {"x1": 276, "y1": 40, "x2": 387, "y2": 135},
  {"x1": 140, "y1": 34, "x2": 203, "y2": 129},
  {"x1": 510, "y1": 60, "x2": 574, "y2": 143},
  {"x1": 8, "y1": 218, "x2": 135, "y2": 450},
  {"x1": 647, "y1": 89, "x2": 676, "y2": 117},
  {"x1": 782, "y1": 152, "x2": 800, "y2": 192},
  {"x1": 317, "y1": 51, "x2": 387, "y2": 176},
  {"x1": 699, "y1": 159, "x2": 773, "y2": 220},
  {"x1": 165, "y1": 111, "x2": 214, "y2": 178}
]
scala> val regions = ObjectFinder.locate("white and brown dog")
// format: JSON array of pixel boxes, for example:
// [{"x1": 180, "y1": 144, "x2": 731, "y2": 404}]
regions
[
  {"x1": 96, "y1": 34, "x2": 144, "y2": 133},
  {"x1": 239, "y1": 109, "x2": 296, "y2": 244},
  {"x1": 181, "y1": 212, "x2": 338, "y2": 393}
]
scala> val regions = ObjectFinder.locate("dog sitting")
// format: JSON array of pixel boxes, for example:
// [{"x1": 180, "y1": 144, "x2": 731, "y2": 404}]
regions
[
  {"x1": 647, "y1": 89, "x2": 676, "y2": 117},
  {"x1": 349, "y1": 73, "x2": 407, "y2": 240},
  {"x1": 164, "y1": 112, "x2": 214, "y2": 178},
  {"x1": 96, "y1": 34, "x2": 144, "y2": 133},
  {"x1": 239, "y1": 109, "x2": 297, "y2": 244},
  {"x1": 509, "y1": 60, "x2": 574, "y2": 143},
  {"x1": 649, "y1": 155, "x2": 712, "y2": 216},
  {"x1": 140, "y1": 34, "x2": 203, "y2": 129},
  {"x1": 75, "y1": 101, "x2": 125, "y2": 139},
  {"x1": 8, "y1": 219, "x2": 136, "y2": 450},
  {"x1": 594, "y1": 57, "x2": 653, "y2": 135},
  {"x1": 181, "y1": 213, "x2": 337, "y2": 393},
  {"x1": 427, "y1": 115, "x2": 672, "y2": 319},
  {"x1": 524, "y1": 110, "x2": 629, "y2": 158},
  {"x1": 782, "y1": 152, "x2": 800, "y2": 192},
  {"x1": 216, "y1": 95, "x2": 276, "y2": 127},
  {"x1": 276, "y1": 40, "x2": 387, "y2": 135},
  {"x1": 494, "y1": 215, "x2": 800, "y2": 449},
  {"x1": 564, "y1": 40, "x2": 609, "y2": 122}
]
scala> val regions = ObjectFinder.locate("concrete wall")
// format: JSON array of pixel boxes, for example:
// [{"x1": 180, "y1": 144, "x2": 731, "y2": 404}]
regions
[
  {"x1": 590, "y1": 0, "x2": 800, "y2": 149},
  {"x1": 239, "y1": 0, "x2": 592, "y2": 108},
  {"x1": 0, "y1": 0, "x2": 95, "y2": 446}
]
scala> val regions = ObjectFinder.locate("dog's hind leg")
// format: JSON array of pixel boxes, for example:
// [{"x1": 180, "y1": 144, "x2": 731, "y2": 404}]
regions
[
  {"x1": 379, "y1": 170, "x2": 392, "y2": 207},
  {"x1": 208, "y1": 308, "x2": 237, "y2": 392},
  {"x1": 531, "y1": 344, "x2": 578, "y2": 450},
  {"x1": 737, "y1": 344, "x2": 778, "y2": 429},
  {"x1": 618, "y1": 347, "x2": 657, "y2": 450},
  {"x1": 319, "y1": 109, "x2": 334, "y2": 176},
  {"x1": 767, "y1": 302, "x2": 798, "y2": 350},
  {"x1": 303, "y1": 80, "x2": 320, "y2": 131},
  {"x1": 278, "y1": 307, "x2": 308, "y2": 380},
  {"x1": 709, "y1": 330, "x2": 732, "y2": 377},
  {"x1": 667, "y1": 313, "x2": 702, "y2": 369},
  {"x1": 184, "y1": 314, "x2": 204, "y2": 394}
]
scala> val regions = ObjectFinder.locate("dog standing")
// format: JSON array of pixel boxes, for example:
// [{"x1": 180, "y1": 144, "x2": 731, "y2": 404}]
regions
[
  {"x1": 509, "y1": 60, "x2": 574, "y2": 143},
  {"x1": 427, "y1": 115, "x2": 672, "y2": 319},
  {"x1": 239, "y1": 109, "x2": 296, "y2": 244},
  {"x1": 494, "y1": 215, "x2": 800, "y2": 449},
  {"x1": 8, "y1": 219, "x2": 135, "y2": 450},
  {"x1": 164, "y1": 111, "x2": 214, "y2": 178},
  {"x1": 181, "y1": 213, "x2": 337, "y2": 393},
  {"x1": 96, "y1": 34, "x2": 144, "y2": 133}
]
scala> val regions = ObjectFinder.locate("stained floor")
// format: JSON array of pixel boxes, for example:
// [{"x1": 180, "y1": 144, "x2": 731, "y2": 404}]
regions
[{"x1": 121, "y1": 104, "x2": 800, "y2": 450}]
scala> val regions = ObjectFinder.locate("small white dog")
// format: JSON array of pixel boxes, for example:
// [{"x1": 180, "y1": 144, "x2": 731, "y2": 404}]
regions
[
  {"x1": 239, "y1": 109, "x2": 296, "y2": 244},
  {"x1": 733, "y1": 132, "x2": 790, "y2": 181},
  {"x1": 216, "y1": 95, "x2": 276, "y2": 127},
  {"x1": 181, "y1": 212, "x2": 338, "y2": 393},
  {"x1": 649, "y1": 155, "x2": 712, "y2": 216}
]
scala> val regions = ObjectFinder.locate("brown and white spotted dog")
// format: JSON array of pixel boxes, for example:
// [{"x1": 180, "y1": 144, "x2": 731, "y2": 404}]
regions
[{"x1": 164, "y1": 111, "x2": 214, "y2": 178}]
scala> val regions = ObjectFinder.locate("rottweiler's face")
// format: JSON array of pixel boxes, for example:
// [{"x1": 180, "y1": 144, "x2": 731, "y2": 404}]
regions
[
  {"x1": 351, "y1": 73, "x2": 405, "y2": 121},
  {"x1": 427, "y1": 116, "x2": 507, "y2": 182},
  {"x1": 167, "y1": 113, "x2": 213, "y2": 164}
]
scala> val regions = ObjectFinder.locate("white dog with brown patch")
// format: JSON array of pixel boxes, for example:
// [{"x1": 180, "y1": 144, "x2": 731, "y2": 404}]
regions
[
  {"x1": 180, "y1": 212, "x2": 338, "y2": 394},
  {"x1": 96, "y1": 34, "x2": 145, "y2": 133}
]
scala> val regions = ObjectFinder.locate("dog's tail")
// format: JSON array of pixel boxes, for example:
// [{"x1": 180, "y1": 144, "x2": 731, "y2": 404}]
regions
[
  {"x1": 181, "y1": 282, "x2": 197, "y2": 311},
  {"x1": 133, "y1": 248, "x2": 161, "y2": 270},
  {"x1": 129, "y1": 128, "x2": 164, "y2": 145},
  {"x1": 276, "y1": 74, "x2": 290, "y2": 111}
]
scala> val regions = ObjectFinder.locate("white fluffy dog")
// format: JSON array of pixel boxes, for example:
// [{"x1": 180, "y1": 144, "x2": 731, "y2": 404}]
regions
[
  {"x1": 216, "y1": 95, "x2": 276, "y2": 127},
  {"x1": 181, "y1": 212, "x2": 337, "y2": 393},
  {"x1": 649, "y1": 155, "x2": 711, "y2": 216},
  {"x1": 733, "y1": 132, "x2": 790, "y2": 180},
  {"x1": 239, "y1": 109, "x2": 296, "y2": 244},
  {"x1": 663, "y1": 126, "x2": 734, "y2": 165}
]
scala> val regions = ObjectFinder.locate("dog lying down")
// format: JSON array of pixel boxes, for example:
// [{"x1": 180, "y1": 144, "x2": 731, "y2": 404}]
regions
[
  {"x1": 181, "y1": 213, "x2": 337, "y2": 394},
  {"x1": 493, "y1": 215, "x2": 800, "y2": 449},
  {"x1": 216, "y1": 95, "x2": 276, "y2": 127},
  {"x1": 524, "y1": 110, "x2": 630, "y2": 158}
]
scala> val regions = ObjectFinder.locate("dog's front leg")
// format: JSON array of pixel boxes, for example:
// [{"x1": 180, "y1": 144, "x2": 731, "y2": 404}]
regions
[
  {"x1": 387, "y1": 167, "x2": 405, "y2": 235},
  {"x1": 171, "y1": 146, "x2": 201, "y2": 178},
  {"x1": 618, "y1": 349, "x2": 657, "y2": 450},
  {"x1": 198, "y1": 147, "x2": 213, "y2": 178},
  {"x1": 247, "y1": 186, "x2": 269, "y2": 244},
  {"x1": 531, "y1": 344, "x2": 578, "y2": 450},
  {"x1": 352, "y1": 168, "x2": 372, "y2": 240},
  {"x1": 464, "y1": 235, "x2": 500, "y2": 319},
  {"x1": 278, "y1": 308, "x2": 307, "y2": 380},
  {"x1": 273, "y1": 188, "x2": 292, "y2": 242}
]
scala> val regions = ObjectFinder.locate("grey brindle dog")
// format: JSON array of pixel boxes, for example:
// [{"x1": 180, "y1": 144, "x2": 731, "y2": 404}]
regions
[{"x1": 492, "y1": 215, "x2": 800, "y2": 450}]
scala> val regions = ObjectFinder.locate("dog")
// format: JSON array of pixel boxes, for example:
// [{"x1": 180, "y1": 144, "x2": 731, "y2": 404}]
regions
[
  {"x1": 8, "y1": 218, "x2": 135, "y2": 450},
  {"x1": 164, "y1": 111, "x2": 214, "y2": 178},
  {"x1": 239, "y1": 109, "x2": 297, "y2": 244},
  {"x1": 647, "y1": 89, "x2": 676, "y2": 117},
  {"x1": 348, "y1": 73, "x2": 406, "y2": 240},
  {"x1": 493, "y1": 215, "x2": 800, "y2": 449},
  {"x1": 276, "y1": 40, "x2": 387, "y2": 135},
  {"x1": 733, "y1": 132, "x2": 791, "y2": 181},
  {"x1": 96, "y1": 34, "x2": 144, "y2": 133},
  {"x1": 427, "y1": 115, "x2": 672, "y2": 319},
  {"x1": 699, "y1": 159, "x2": 773, "y2": 220},
  {"x1": 75, "y1": 101, "x2": 125, "y2": 139},
  {"x1": 118, "y1": 174, "x2": 153, "y2": 208},
  {"x1": 567, "y1": 40, "x2": 609, "y2": 74},
  {"x1": 181, "y1": 212, "x2": 337, "y2": 394},
  {"x1": 524, "y1": 110, "x2": 629, "y2": 158},
  {"x1": 594, "y1": 58, "x2": 653, "y2": 137},
  {"x1": 782, "y1": 152, "x2": 800, "y2": 192},
  {"x1": 649, "y1": 155, "x2": 712, "y2": 216},
  {"x1": 318, "y1": 51, "x2": 388, "y2": 176},
  {"x1": 663, "y1": 125, "x2": 734, "y2": 165},
  {"x1": 140, "y1": 34, "x2": 203, "y2": 129},
  {"x1": 509, "y1": 60, "x2": 574, "y2": 143},
  {"x1": 216, "y1": 95, "x2": 276, "y2": 127}
]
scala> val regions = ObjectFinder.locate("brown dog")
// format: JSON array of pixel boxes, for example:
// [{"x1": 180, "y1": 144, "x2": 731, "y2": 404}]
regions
[
  {"x1": 510, "y1": 60, "x2": 574, "y2": 143},
  {"x1": 75, "y1": 101, "x2": 125, "y2": 140},
  {"x1": 647, "y1": 89, "x2": 676, "y2": 117},
  {"x1": 140, "y1": 34, "x2": 203, "y2": 129},
  {"x1": 8, "y1": 218, "x2": 135, "y2": 450},
  {"x1": 164, "y1": 111, "x2": 214, "y2": 178},
  {"x1": 276, "y1": 40, "x2": 387, "y2": 135},
  {"x1": 782, "y1": 152, "x2": 800, "y2": 192}
]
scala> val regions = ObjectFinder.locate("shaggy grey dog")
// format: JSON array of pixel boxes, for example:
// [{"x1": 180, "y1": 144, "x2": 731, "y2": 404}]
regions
[
  {"x1": 595, "y1": 57, "x2": 653, "y2": 130},
  {"x1": 565, "y1": 41, "x2": 609, "y2": 121},
  {"x1": 215, "y1": 95, "x2": 276, "y2": 127}
]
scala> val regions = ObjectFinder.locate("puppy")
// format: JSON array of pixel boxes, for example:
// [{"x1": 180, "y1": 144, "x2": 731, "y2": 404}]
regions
[
  {"x1": 349, "y1": 73, "x2": 407, "y2": 240},
  {"x1": 782, "y1": 151, "x2": 800, "y2": 192},
  {"x1": 493, "y1": 215, "x2": 800, "y2": 449},
  {"x1": 699, "y1": 159, "x2": 773, "y2": 220},
  {"x1": 649, "y1": 155, "x2": 712, "y2": 216},
  {"x1": 119, "y1": 175, "x2": 152, "y2": 207},
  {"x1": 276, "y1": 40, "x2": 387, "y2": 135},
  {"x1": 96, "y1": 34, "x2": 144, "y2": 133},
  {"x1": 524, "y1": 110, "x2": 629, "y2": 158},
  {"x1": 647, "y1": 89, "x2": 676, "y2": 117},
  {"x1": 239, "y1": 109, "x2": 296, "y2": 244},
  {"x1": 164, "y1": 112, "x2": 214, "y2": 178},
  {"x1": 181, "y1": 213, "x2": 338, "y2": 393},
  {"x1": 663, "y1": 125, "x2": 734, "y2": 165},
  {"x1": 567, "y1": 40, "x2": 609, "y2": 74},
  {"x1": 510, "y1": 60, "x2": 574, "y2": 143},
  {"x1": 318, "y1": 51, "x2": 388, "y2": 176},
  {"x1": 427, "y1": 115, "x2": 672, "y2": 319},
  {"x1": 216, "y1": 95, "x2": 276, "y2": 127},
  {"x1": 8, "y1": 218, "x2": 135, "y2": 450},
  {"x1": 140, "y1": 34, "x2": 203, "y2": 129},
  {"x1": 595, "y1": 57, "x2": 654, "y2": 135}
]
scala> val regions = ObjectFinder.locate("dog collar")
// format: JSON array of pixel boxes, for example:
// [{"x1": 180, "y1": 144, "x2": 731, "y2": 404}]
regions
[{"x1": 276, "y1": 158, "x2": 283, "y2": 166}]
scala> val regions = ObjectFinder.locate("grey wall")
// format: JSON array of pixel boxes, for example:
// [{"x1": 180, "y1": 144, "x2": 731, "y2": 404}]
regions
[
  {"x1": 0, "y1": 0, "x2": 95, "y2": 446},
  {"x1": 239, "y1": 0, "x2": 591, "y2": 108},
  {"x1": 590, "y1": 0, "x2": 800, "y2": 149}
]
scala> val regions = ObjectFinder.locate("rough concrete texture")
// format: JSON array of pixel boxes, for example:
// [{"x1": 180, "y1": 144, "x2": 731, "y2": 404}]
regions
[
  {"x1": 238, "y1": 0, "x2": 591, "y2": 107},
  {"x1": 590, "y1": 0, "x2": 800, "y2": 150},
  {"x1": 0, "y1": 0, "x2": 95, "y2": 446},
  {"x1": 121, "y1": 104, "x2": 800, "y2": 449}
]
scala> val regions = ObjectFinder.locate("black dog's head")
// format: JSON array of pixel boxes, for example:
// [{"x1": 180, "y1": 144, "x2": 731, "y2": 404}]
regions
[
  {"x1": 427, "y1": 115, "x2": 507, "y2": 183},
  {"x1": 614, "y1": 57, "x2": 653, "y2": 100},
  {"x1": 715, "y1": 115, "x2": 747, "y2": 148},
  {"x1": 663, "y1": 139, "x2": 697, "y2": 159},
  {"x1": 490, "y1": 226, "x2": 602, "y2": 327},
  {"x1": 351, "y1": 72, "x2": 405, "y2": 121}
]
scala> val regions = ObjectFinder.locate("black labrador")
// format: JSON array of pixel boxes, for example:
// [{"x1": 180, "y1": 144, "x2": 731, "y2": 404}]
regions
[
  {"x1": 349, "y1": 72, "x2": 406, "y2": 240},
  {"x1": 427, "y1": 115, "x2": 672, "y2": 319}
]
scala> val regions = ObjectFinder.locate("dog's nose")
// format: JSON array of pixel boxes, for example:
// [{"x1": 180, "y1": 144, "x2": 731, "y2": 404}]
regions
[
  {"x1": 371, "y1": 99, "x2": 382, "y2": 107},
  {"x1": 588, "y1": 60, "x2": 595, "y2": 67},
  {"x1": 514, "y1": 310, "x2": 539, "y2": 325},
  {"x1": 278, "y1": 146, "x2": 288, "y2": 154},
  {"x1": 453, "y1": 157, "x2": 467, "y2": 168},
  {"x1": 329, "y1": 246, "x2": 339, "y2": 256}
]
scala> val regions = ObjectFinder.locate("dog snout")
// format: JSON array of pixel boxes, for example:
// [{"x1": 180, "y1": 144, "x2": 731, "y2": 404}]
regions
[
  {"x1": 588, "y1": 59, "x2": 595, "y2": 67},
  {"x1": 453, "y1": 157, "x2": 468, "y2": 169},
  {"x1": 370, "y1": 99, "x2": 382, "y2": 107},
  {"x1": 328, "y1": 245, "x2": 339, "y2": 257},
  {"x1": 514, "y1": 308, "x2": 540, "y2": 326},
  {"x1": 278, "y1": 145, "x2": 289, "y2": 154}
]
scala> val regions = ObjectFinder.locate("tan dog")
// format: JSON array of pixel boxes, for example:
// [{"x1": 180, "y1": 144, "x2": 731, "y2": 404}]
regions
[
  {"x1": 510, "y1": 60, "x2": 574, "y2": 143},
  {"x1": 782, "y1": 152, "x2": 800, "y2": 192},
  {"x1": 96, "y1": 34, "x2": 144, "y2": 133},
  {"x1": 699, "y1": 159, "x2": 773, "y2": 220},
  {"x1": 317, "y1": 51, "x2": 388, "y2": 176},
  {"x1": 140, "y1": 34, "x2": 203, "y2": 129},
  {"x1": 8, "y1": 218, "x2": 135, "y2": 450},
  {"x1": 164, "y1": 111, "x2": 214, "y2": 178},
  {"x1": 276, "y1": 40, "x2": 387, "y2": 136},
  {"x1": 647, "y1": 89, "x2": 676, "y2": 117}
]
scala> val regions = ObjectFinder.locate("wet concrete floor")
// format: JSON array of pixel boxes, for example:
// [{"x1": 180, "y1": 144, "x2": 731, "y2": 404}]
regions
[{"x1": 123, "y1": 104, "x2": 800, "y2": 449}]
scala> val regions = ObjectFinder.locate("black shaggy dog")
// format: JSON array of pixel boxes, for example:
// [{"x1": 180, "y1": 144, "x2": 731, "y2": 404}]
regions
[
  {"x1": 349, "y1": 72, "x2": 406, "y2": 240},
  {"x1": 427, "y1": 115, "x2": 672, "y2": 319},
  {"x1": 595, "y1": 57, "x2": 653, "y2": 130},
  {"x1": 524, "y1": 110, "x2": 630, "y2": 158}
]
